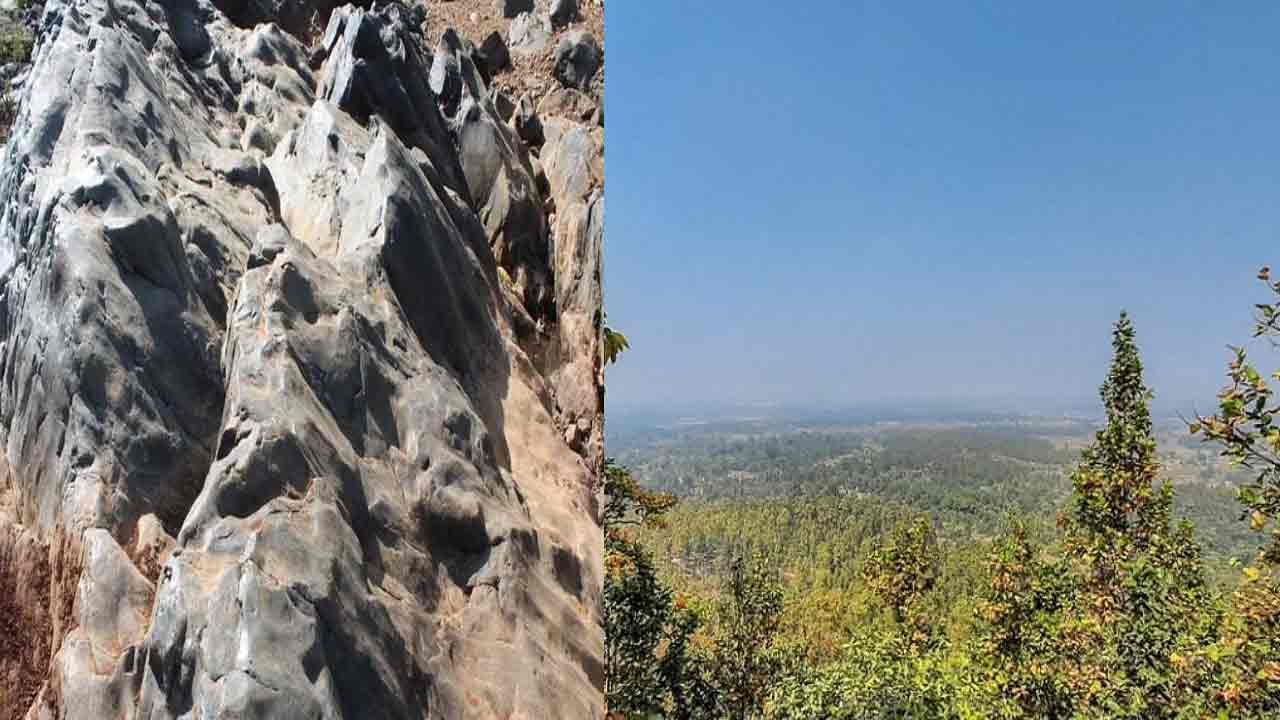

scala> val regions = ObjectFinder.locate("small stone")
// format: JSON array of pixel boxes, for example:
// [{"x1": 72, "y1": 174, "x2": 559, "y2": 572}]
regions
[{"x1": 240, "y1": 119, "x2": 277, "y2": 154}]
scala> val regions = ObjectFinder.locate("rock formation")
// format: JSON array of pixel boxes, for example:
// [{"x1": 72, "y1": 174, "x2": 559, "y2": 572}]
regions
[{"x1": 0, "y1": 0, "x2": 605, "y2": 718}]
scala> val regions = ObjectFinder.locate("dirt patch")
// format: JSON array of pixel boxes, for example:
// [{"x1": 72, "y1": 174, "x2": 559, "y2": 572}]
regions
[
  {"x1": 422, "y1": 0, "x2": 605, "y2": 115},
  {"x1": 0, "y1": 527, "x2": 82, "y2": 720}
]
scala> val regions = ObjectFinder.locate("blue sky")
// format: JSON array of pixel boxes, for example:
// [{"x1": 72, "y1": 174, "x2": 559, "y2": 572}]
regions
[{"x1": 604, "y1": 1, "x2": 1280, "y2": 415}]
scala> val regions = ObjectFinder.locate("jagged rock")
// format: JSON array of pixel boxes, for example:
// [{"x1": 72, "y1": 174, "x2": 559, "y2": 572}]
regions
[
  {"x1": 541, "y1": 117, "x2": 604, "y2": 461},
  {"x1": 550, "y1": 0, "x2": 579, "y2": 28},
  {"x1": 493, "y1": 90, "x2": 516, "y2": 122},
  {"x1": 538, "y1": 86, "x2": 598, "y2": 123},
  {"x1": 554, "y1": 30, "x2": 601, "y2": 90},
  {"x1": 479, "y1": 30, "x2": 511, "y2": 75},
  {"x1": 0, "y1": 0, "x2": 606, "y2": 718},
  {"x1": 213, "y1": 0, "x2": 352, "y2": 37},
  {"x1": 509, "y1": 11, "x2": 551, "y2": 57},
  {"x1": 430, "y1": 30, "x2": 467, "y2": 115},
  {"x1": 515, "y1": 93, "x2": 545, "y2": 147},
  {"x1": 319, "y1": 4, "x2": 469, "y2": 200},
  {"x1": 432, "y1": 27, "x2": 555, "y2": 322},
  {"x1": 500, "y1": 0, "x2": 534, "y2": 18}
]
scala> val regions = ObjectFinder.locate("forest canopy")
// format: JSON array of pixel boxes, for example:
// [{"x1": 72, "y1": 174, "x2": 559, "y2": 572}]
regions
[{"x1": 605, "y1": 296, "x2": 1280, "y2": 719}]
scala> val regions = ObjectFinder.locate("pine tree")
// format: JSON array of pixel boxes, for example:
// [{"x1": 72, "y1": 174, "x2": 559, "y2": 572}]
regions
[
  {"x1": 1056, "y1": 312, "x2": 1212, "y2": 718},
  {"x1": 975, "y1": 313, "x2": 1216, "y2": 719},
  {"x1": 1067, "y1": 311, "x2": 1168, "y2": 554}
]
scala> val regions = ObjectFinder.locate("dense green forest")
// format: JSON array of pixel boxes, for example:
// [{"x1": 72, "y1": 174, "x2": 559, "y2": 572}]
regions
[
  {"x1": 604, "y1": 281, "x2": 1280, "y2": 718},
  {"x1": 612, "y1": 417, "x2": 1255, "y2": 566}
]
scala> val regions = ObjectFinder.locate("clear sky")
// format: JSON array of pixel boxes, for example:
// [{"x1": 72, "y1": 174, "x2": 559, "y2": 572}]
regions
[{"x1": 604, "y1": 1, "x2": 1280, "y2": 416}]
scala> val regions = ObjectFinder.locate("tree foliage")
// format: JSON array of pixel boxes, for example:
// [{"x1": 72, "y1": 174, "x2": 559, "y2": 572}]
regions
[
  {"x1": 705, "y1": 556, "x2": 784, "y2": 719},
  {"x1": 604, "y1": 460, "x2": 719, "y2": 718},
  {"x1": 1192, "y1": 267, "x2": 1280, "y2": 563},
  {"x1": 862, "y1": 517, "x2": 940, "y2": 645},
  {"x1": 604, "y1": 313, "x2": 630, "y2": 367},
  {"x1": 610, "y1": 293, "x2": 1280, "y2": 718}
]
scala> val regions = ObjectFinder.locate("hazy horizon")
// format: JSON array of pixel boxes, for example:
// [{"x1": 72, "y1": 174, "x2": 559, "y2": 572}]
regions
[
  {"x1": 604, "y1": 394, "x2": 1201, "y2": 429},
  {"x1": 607, "y1": 1, "x2": 1280, "y2": 415}
]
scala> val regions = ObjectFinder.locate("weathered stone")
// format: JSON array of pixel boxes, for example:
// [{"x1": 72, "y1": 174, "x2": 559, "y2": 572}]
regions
[
  {"x1": 319, "y1": 5, "x2": 469, "y2": 200},
  {"x1": 509, "y1": 11, "x2": 551, "y2": 57},
  {"x1": 432, "y1": 31, "x2": 556, "y2": 323},
  {"x1": 550, "y1": 0, "x2": 579, "y2": 28},
  {"x1": 538, "y1": 86, "x2": 599, "y2": 122},
  {"x1": 554, "y1": 30, "x2": 601, "y2": 90},
  {"x1": 541, "y1": 118, "x2": 605, "y2": 462},
  {"x1": 500, "y1": 0, "x2": 534, "y2": 18},
  {"x1": 479, "y1": 30, "x2": 511, "y2": 75},
  {"x1": 0, "y1": 0, "x2": 606, "y2": 718},
  {"x1": 516, "y1": 93, "x2": 546, "y2": 146},
  {"x1": 493, "y1": 90, "x2": 517, "y2": 122}
]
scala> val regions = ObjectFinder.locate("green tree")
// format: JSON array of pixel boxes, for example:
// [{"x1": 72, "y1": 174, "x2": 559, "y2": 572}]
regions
[
  {"x1": 1192, "y1": 267, "x2": 1280, "y2": 562},
  {"x1": 862, "y1": 517, "x2": 940, "y2": 647},
  {"x1": 1056, "y1": 312, "x2": 1212, "y2": 718},
  {"x1": 603, "y1": 460, "x2": 720, "y2": 718},
  {"x1": 1064, "y1": 311, "x2": 1167, "y2": 557},
  {"x1": 1170, "y1": 565, "x2": 1280, "y2": 719},
  {"x1": 766, "y1": 628, "x2": 967, "y2": 720},
  {"x1": 1182, "y1": 268, "x2": 1280, "y2": 716},
  {"x1": 706, "y1": 555, "x2": 785, "y2": 719},
  {"x1": 975, "y1": 516, "x2": 1074, "y2": 719},
  {"x1": 972, "y1": 313, "x2": 1215, "y2": 719}
]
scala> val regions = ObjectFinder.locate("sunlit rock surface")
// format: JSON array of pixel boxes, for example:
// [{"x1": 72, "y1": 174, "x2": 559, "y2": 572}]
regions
[{"x1": 0, "y1": 1, "x2": 605, "y2": 717}]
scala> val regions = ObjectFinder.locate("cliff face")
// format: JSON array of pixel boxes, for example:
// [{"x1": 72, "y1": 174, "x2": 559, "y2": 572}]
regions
[{"x1": 0, "y1": 1, "x2": 604, "y2": 718}]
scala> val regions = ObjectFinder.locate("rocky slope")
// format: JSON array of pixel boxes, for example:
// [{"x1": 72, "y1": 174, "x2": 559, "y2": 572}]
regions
[{"x1": 0, "y1": 0, "x2": 605, "y2": 718}]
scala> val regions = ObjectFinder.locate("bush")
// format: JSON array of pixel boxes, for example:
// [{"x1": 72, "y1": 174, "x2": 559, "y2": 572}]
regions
[{"x1": 0, "y1": 25, "x2": 32, "y2": 66}]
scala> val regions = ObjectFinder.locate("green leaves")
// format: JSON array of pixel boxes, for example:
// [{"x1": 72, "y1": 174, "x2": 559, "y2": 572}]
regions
[
  {"x1": 1067, "y1": 312, "x2": 1169, "y2": 551},
  {"x1": 605, "y1": 286, "x2": 1280, "y2": 718},
  {"x1": 970, "y1": 314, "x2": 1219, "y2": 720},
  {"x1": 603, "y1": 461, "x2": 722, "y2": 718},
  {"x1": 603, "y1": 459, "x2": 678, "y2": 534},
  {"x1": 1192, "y1": 270, "x2": 1280, "y2": 564},
  {"x1": 706, "y1": 556, "x2": 785, "y2": 720},
  {"x1": 766, "y1": 630, "x2": 972, "y2": 720},
  {"x1": 604, "y1": 312, "x2": 630, "y2": 367},
  {"x1": 862, "y1": 517, "x2": 941, "y2": 645}
]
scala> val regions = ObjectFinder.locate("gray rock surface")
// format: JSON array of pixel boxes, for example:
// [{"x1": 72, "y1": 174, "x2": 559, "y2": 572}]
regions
[
  {"x1": 550, "y1": 0, "x2": 578, "y2": 28},
  {"x1": 479, "y1": 30, "x2": 511, "y2": 76},
  {"x1": 539, "y1": 87, "x2": 599, "y2": 124},
  {"x1": 553, "y1": 30, "x2": 601, "y2": 90},
  {"x1": 500, "y1": 0, "x2": 533, "y2": 19},
  {"x1": 515, "y1": 93, "x2": 545, "y2": 147},
  {"x1": 508, "y1": 11, "x2": 551, "y2": 57},
  {"x1": 541, "y1": 117, "x2": 604, "y2": 461},
  {"x1": 0, "y1": 1, "x2": 606, "y2": 718}
]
